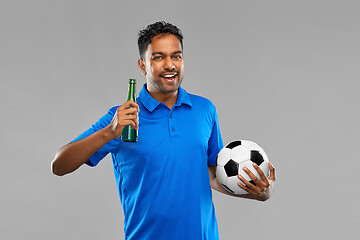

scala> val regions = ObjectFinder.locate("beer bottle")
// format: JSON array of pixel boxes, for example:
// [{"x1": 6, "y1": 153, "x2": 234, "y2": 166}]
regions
[{"x1": 121, "y1": 79, "x2": 138, "y2": 142}]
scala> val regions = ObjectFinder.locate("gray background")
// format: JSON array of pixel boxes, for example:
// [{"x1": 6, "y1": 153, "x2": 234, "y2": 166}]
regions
[{"x1": 1, "y1": 0, "x2": 359, "y2": 239}]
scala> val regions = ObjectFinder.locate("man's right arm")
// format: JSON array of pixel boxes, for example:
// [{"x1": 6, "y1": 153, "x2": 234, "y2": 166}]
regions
[
  {"x1": 51, "y1": 100, "x2": 139, "y2": 176},
  {"x1": 51, "y1": 127, "x2": 114, "y2": 176}
]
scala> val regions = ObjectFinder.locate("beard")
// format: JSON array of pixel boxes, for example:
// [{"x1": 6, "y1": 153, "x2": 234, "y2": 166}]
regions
[{"x1": 149, "y1": 74, "x2": 184, "y2": 94}]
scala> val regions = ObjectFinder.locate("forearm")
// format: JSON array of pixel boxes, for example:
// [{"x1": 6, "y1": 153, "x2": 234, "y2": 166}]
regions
[
  {"x1": 51, "y1": 127, "x2": 114, "y2": 176},
  {"x1": 211, "y1": 177, "x2": 274, "y2": 201},
  {"x1": 210, "y1": 175, "x2": 244, "y2": 197}
]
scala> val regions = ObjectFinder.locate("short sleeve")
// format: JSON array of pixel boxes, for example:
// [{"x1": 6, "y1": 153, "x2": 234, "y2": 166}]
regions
[
  {"x1": 207, "y1": 106, "x2": 224, "y2": 166},
  {"x1": 70, "y1": 106, "x2": 119, "y2": 167}
]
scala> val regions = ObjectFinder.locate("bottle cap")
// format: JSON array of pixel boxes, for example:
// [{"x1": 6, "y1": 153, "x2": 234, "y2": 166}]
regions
[{"x1": 129, "y1": 79, "x2": 136, "y2": 84}]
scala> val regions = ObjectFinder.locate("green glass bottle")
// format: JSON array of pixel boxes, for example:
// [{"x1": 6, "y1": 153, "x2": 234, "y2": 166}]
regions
[{"x1": 121, "y1": 79, "x2": 138, "y2": 142}]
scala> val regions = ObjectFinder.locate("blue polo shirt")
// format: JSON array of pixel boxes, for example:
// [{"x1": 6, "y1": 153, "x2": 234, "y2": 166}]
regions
[{"x1": 72, "y1": 84, "x2": 223, "y2": 240}]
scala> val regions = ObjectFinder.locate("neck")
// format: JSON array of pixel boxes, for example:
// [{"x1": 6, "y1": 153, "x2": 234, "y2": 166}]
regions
[{"x1": 147, "y1": 87, "x2": 178, "y2": 109}]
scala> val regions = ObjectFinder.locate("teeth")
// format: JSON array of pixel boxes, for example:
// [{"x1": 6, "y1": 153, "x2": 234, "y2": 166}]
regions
[{"x1": 163, "y1": 74, "x2": 176, "y2": 78}]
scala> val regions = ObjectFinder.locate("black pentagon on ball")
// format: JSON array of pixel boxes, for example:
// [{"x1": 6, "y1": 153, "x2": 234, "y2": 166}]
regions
[
  {"x1": 250, "y1": 150, "x2": 264, "y2": 166},
  {"x1": 225, "y1": 140, "x2": 242, "y2": 149},
  {"x1": 224, "y1": 159, "x2": 239, "y2": 177}
]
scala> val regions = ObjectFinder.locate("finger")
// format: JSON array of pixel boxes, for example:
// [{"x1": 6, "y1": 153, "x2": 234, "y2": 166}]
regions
[
  {"x1": 237, "y1": 181, "x2": 249, "y2": 193},
  {"x1": 253, "y1": 163, "x2": 270, "y2": 187},
  {"x1": 268, "y1": 162, "x2": 276, "y2": 181},
  {"x1": 117, "y1": 109, "x2": 138, "y2": 123},
  {"x1": 132, "y1": 114, "x2": 139, "y2": 130},
  {"x1": 118, "y1": 100, "x2": 139, "y2": 111},
  {"x1": 121, "y1": 107, "x2": 139, "y2": 115},
  {"x1": 243, "y1": 166, "x2": 262, "y2": 186},
  {"x1": 118, "y1": 102, "x2": 130, "y2": 110},
  {"x1": 121, "y1": 114, "x2": 138, "y2": 122},
  {"x1": 121, "y1": 119, "x2": 137, "y2": 129},
  {"x1": 238, "y1": 174, "x2": 261, "y2": 194},
  {"x1": 126, "y1": 100, "x2": 140, "y2": 111},
  {"x1": 121, "y1": 113, "x2": 139, "y2": 129},
  {"x1": 237, "y1": 179, "x2": 258, "y2": 196}
]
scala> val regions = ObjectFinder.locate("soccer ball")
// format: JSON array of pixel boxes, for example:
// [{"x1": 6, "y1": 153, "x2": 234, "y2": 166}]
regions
[{"x1": 216, "y1": 140, "x2": 270, "y2": 195}]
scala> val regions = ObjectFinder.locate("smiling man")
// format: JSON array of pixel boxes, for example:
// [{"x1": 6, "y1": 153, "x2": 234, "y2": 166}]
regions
[
  {"x1": 137, "y1": 32, "x2": 184, "y2": 108},
  {"x1": 52, "y1": 21, "x2": 276, "y2": 240}
]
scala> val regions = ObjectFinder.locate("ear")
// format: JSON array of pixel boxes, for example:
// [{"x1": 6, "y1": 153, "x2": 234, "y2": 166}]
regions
[{"x1": 137, "y1": 58, "x2": 147, "y2": 75}]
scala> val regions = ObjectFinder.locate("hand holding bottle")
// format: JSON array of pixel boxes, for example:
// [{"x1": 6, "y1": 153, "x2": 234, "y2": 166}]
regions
[{"x1": 106, "y1": 100, "x2": 139, "y2": 140}]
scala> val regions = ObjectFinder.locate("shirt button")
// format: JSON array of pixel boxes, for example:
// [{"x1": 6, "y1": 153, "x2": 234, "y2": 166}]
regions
[
  {"x1": 169, "y1": 114, "x2": 173, "y2": 118},
  {"x1": 171, "y1": 127, "x2": 175, "y2": 131}
]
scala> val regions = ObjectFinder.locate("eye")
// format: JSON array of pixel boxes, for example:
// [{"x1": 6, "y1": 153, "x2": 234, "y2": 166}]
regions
[
  {"x1": 173, "y1": 55, "x2": 182, "y2": 60},
  {"x1": 152, "y1": 56, "x2": 162, "y2": 60}
]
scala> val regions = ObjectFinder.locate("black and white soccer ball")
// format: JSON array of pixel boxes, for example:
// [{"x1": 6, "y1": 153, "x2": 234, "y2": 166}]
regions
[{"x1": 216, "y1": 140, "x2": 270, "y2": 195}]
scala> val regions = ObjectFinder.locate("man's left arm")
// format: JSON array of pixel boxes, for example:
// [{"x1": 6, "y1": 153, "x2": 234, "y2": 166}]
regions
[{"x1": 208, "y1": 162, "x2": 276, "y2": 201}]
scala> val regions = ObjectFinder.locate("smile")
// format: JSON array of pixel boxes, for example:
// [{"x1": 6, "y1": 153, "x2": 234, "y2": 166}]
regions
[{"x1": 161, "y1": 73, "x2": 178, "y2": 81}]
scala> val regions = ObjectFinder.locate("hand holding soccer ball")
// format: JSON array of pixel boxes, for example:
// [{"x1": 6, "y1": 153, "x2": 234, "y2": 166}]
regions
[{"x1": 216, "y1": 140, "x2": 276, "y2": 200}]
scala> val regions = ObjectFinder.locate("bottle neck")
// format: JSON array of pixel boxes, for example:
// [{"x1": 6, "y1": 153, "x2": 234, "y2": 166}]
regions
[{"x1": 127, "y1": 83, "x2": 136, "y2": 101}]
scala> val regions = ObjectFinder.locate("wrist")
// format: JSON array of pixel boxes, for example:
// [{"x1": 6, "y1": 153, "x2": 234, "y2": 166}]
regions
[
  {"x1": 101, "y1": 126, "x2": 117, "y2": 141},
  {"x1": 257, "y1": 180, "x2": 274, "y2": 201}
]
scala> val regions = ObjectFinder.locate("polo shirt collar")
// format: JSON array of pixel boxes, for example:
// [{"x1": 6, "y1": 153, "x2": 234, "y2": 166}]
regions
[{"x1": 139, "y1": 83, "x2": 192, "y2": 112}]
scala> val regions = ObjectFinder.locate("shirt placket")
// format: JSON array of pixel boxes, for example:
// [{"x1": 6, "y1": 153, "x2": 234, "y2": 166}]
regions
[{"x1": 168, "y1": 108, "x2": 178, "y2": 138}]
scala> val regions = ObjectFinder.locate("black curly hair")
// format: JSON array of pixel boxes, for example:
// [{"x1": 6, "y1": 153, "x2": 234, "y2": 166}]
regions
[{"x1": 138, "y1": 21, "x2": 183, "y2": 59}]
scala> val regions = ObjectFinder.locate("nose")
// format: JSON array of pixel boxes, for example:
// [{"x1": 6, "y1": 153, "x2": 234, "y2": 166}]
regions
[{"x1": 163, "y1": 57, "x2": 175, "y2": 71}]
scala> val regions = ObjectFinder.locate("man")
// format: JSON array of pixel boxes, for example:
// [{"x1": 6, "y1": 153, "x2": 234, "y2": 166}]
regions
[{"x1": 52, "y1": 21, "x2": 276, "y2": 240}]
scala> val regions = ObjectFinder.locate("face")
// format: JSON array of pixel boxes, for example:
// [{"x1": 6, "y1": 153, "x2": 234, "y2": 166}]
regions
[{"x1": 138, "y1": 34, "x2": 184, "y2": 94}]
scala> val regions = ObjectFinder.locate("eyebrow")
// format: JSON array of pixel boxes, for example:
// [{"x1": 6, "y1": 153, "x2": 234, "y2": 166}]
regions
[{"x1": 152, "y1": 51, "x2": 183, "y2": 56}]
